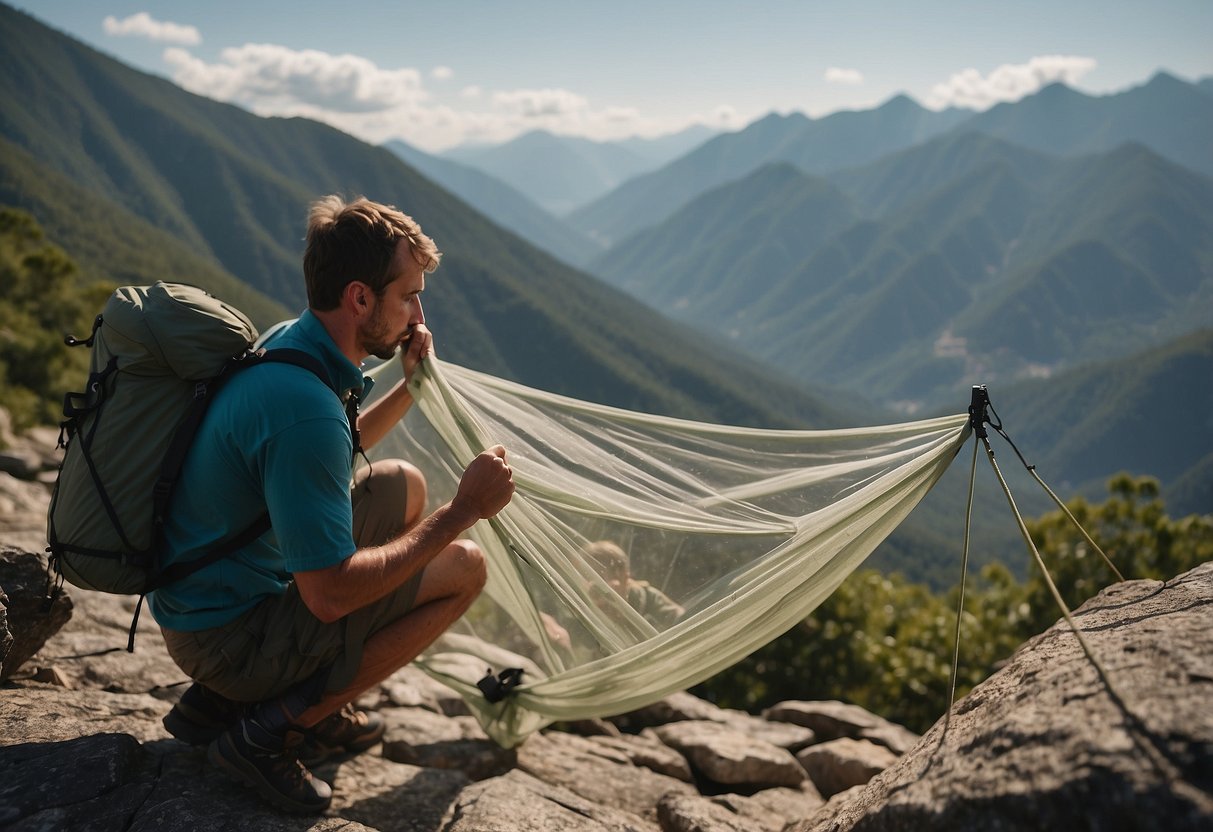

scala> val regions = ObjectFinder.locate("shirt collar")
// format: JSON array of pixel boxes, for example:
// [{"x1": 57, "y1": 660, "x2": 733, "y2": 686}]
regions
[{"x1": 278, "y1": 310, "x2": 374, "y2": 398}]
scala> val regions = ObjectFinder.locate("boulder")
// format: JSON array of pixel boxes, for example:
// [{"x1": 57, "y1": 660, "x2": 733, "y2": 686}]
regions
[
  {"x1": 763, "y1": 700, "x2": 919, "y2": 756},
  {"x1": 786, "y1": 563, "x2": 1213, "y2": 831},
  {"x1": 325, "y1": 752, "x2": 470, "y2": 831},
  {"x1": 444, "y1": 768, "x2": 656, "y2": 831},
  {"x1": 377, "y1": 663, "x2": 473, "y2": 716},
  {"x1": 794, "y1": 738, "x2": 898, "y2": 798},
  {"x1": 0, "y1": 685, "x2": 171, "y2": 744},
  {"x1": 0, "y1": 449, "x2": 42, "y2": 480},
  {"x1": 611, "y1": 690, "x2": 732, "y2": 732},
  {"x1": 656, "y1": 793, "x2": 767, "y2": 832},
  {"x1": 517, "y1": 729, "x2": 697, "y2": 818},
  {"x1": 381, "y1": 706, "x2": 516, "y2": 780},
  {"x1": 0, "y1": 546, "x2": 73, "y2": 681},
  {"x1": 615, "y1": 691, "x2": 815, "y2": 753},
  {"x1": 653, "y1": 720, "x2": 807, "y2": 790},
  {"x1": 707, "y1": 787, "x2": 825, "y2": 831},
  {"x1": 591, "y1": 731, "x2": 695, "y2": 782},
  {"x1": 0, "y1": 733, "x2": 145, "y2": 828}
]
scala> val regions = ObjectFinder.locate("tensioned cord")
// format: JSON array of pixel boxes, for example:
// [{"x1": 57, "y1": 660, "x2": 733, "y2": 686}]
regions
[
  {"x1": 941, "y1": 414, "x2": 1208, "y2": 810},
  {"x1": 982, "y1": 398, "x2": 1124, "y2": 582},
  {"x1": 939, "y1": 433, "x2": 979, "y2": 743}
]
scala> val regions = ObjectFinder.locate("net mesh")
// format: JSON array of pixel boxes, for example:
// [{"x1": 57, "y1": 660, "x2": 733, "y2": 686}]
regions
[{"x1": 366, "y1": 357, "x2": 970, "y2": 746}]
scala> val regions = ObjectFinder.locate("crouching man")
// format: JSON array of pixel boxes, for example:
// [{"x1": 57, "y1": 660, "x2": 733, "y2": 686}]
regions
[{"x1": 149, "y1": 195, "x2": 514, "y2": 814}]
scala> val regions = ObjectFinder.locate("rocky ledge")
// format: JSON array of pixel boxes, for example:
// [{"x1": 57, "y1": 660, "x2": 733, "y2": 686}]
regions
[{"x1": 2, "y1": 421, "x2": 1211, "y2": 830}]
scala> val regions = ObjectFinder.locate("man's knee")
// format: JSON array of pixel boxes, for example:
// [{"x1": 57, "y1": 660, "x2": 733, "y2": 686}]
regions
[
  {"x1": 414, "y1": 539, "x2": 486, "y2": 608},
  {"x1": 447, "y1": 539, "x2": 487, "y2": 594},
  {"x1": 353, "y1": 458, "x2": 428, "y2": 544}
]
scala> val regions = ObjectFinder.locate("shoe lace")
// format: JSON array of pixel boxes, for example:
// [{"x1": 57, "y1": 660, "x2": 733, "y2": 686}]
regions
[{"x1": 274, "y1": 735, "x2": 315, "y2": 785}]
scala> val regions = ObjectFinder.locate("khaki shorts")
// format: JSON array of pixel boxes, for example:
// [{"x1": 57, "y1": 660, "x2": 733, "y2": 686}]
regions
[{"x1": 161, "y1": 459, "x2": 422, "y2": 702}]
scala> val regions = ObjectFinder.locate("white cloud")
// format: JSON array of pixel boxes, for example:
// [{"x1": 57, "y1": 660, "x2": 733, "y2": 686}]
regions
[
  {"x1": 103, "y1": 12, "x2": 200, "y2": 45},
  {"x1": 431, "y1": 66, "x2": 453, "y2": 81},
  {"x1": 156, "y1": 43, "x2": 695, "y2": 151},
  {"x1": 824, "y1": 67, "x2": 864, "y2": 85},
  {"x1": 163, "y1": 43, "x2": 426, "y2": 113},
  {"x1": 928, "y1": 55, "x2": 1097, "y2": 110},
  {"x1": 603, "y1": 106, "x2": 641, "y2": 123},
  {"x1": 492, "y1": 88, "x2": 589, "y2": 118}
]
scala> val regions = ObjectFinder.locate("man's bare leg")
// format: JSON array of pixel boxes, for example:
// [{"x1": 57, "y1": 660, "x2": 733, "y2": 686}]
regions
[{"x1": 293, "y1": 538, "x2": 486, "y2": 728}]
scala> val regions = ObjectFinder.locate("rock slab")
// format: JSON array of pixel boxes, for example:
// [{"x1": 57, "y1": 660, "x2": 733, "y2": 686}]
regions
[
  {"x1": 0, "y1": 546, "x2": 73, "y2": 681},
  {"x1": 788, "y1": 563, "x2": 1213, "y2": 831}
]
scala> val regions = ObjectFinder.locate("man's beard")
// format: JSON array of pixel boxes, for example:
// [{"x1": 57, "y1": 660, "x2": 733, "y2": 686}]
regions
[{"x1": 359, "y1": 307, "x2": 408, "y2": 360}]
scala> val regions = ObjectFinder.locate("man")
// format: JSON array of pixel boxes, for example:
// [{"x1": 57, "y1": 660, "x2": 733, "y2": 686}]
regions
[
  {"x1": 148, "y1": 195, "x2": 515, "y2": 814},
  {"x1": 584, "y1": 540, "x2": 685, "y2": 629}
]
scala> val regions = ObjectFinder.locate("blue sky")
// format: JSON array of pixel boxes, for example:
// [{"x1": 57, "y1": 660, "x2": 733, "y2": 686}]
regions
[{"x1": 16, "y1": 1, "x2": 1213, "y2": 151}]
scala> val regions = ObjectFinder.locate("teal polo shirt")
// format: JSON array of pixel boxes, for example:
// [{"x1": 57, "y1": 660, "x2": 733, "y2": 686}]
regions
[{"x1": 148, "y1": 310, "x2": 374, "y2": 632}]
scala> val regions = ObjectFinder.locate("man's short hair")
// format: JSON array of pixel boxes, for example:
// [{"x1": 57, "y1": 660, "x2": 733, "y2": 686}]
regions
[{"x1": 304, "y1": 195, "x2": 441, "y2": 311}]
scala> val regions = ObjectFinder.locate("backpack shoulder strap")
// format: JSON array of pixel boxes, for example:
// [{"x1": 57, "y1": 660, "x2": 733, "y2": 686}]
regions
[
  {"x1": 254, "y1": 347, "x2": 337, "y2": 394},
  {"x1": 256, "y1": 347, "x2": 363, "y2": 457},
  {"x1": 147, "y1": 346, "x2": 358, "y2": 590}
]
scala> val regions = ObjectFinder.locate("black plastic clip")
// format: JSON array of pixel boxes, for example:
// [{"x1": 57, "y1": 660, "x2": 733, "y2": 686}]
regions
[
  {"x1": 64, "y1": 314, "x2": 103, "y2": 348},
  {"x1": 968, "y1": 385, "x2": 991, "y2": 440},
  {"x1": 477, "y1": 667, "x2": 524, "y2": 703}
]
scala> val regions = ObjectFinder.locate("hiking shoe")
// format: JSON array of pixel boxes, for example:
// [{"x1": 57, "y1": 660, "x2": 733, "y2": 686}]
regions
[
  {"x1": 297, "y1": 704, "x2": 386, "y2": 766},
  {"x1": 163, "y1": 683, "x2": 243, "y2": 745},
  {"x1": 208, "y1": 717, "x2": 333, "y2": 814}
]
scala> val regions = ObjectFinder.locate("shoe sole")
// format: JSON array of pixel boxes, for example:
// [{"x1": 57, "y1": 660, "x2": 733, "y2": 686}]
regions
[{"x1": 207, "y1": 733, "x2": 332, "y2": 815}]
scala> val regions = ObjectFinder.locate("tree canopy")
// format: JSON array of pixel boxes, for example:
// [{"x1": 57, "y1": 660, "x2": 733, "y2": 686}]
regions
[
  {"x1": 696, "y1": 473, "x2": 1211, "y2": 732},
  {"x1": 0, "y1": 207, "x2": 110, "y2": 433}
]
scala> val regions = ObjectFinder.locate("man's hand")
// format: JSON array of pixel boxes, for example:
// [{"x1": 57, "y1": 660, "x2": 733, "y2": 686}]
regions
[
  {"x1": 541, "y1": 612, "x2": 572, "y2": 651},
  {"x1": 400, "y1": 324, "x2": 433, "y2": 384},
  {"x1": 451, "y1": 445, "x2": 515, "y2": 523}
]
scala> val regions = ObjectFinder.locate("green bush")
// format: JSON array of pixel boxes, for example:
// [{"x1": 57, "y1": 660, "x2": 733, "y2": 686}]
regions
[
  {"x1": 696, "y1": 475, "x2": 1211, "y2": 733},
  {"x1": 0, "y1": 208, "x2": 111, "y2": 435},
  {"x1": 1022, "y1": 472, "x2": 1213, "y2": 634}
]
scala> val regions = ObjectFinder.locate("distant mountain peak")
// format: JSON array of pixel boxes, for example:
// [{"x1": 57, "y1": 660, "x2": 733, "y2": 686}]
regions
[
  {"x1": 752, "y1": 110, "x2": 812, "y2": 128},
  {"x1": 1145, "y1": 69, "x2": 1185, "y2": 87},
  {"x1": 876, "y1": 93, "x2": 925, "y2": 113},
  {"x1": 1032, "y1": 80, "x2": 1084, "y2": 101}
]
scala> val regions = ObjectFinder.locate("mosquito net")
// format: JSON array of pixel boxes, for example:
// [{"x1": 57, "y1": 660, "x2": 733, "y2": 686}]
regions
[{"x1": 365, "y1": 356, "x2": 971, "y2": 747}]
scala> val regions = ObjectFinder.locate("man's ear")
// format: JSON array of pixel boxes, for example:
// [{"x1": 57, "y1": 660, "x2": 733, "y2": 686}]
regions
[{"x1": 344, "y1": 281, "x2": 370, "y2": 315}]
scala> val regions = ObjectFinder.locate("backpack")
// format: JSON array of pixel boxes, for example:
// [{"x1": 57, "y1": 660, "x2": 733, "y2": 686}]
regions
[{"x1": 45, "y1": 282, "x2": 354, "y2": 647}]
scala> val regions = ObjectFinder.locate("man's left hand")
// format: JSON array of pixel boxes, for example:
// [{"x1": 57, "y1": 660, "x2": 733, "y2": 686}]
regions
[{"x1": 401, "y1": 324, "x2": 433, "y2": 384}]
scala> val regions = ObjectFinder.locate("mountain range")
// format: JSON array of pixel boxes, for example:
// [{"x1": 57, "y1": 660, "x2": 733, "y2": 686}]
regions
[
  {"x1": 404, "y1": 69, "x2": 1213, "y2": 525},
  {"x1": 0, "y1": 3, "x2": 853, "y2": 435},
  {"x1": 383, "y1": 138, "x2": 604, "y2": 268},
  {"x1": 586, "y1": 132, "x2": 1213, "y2": 413},
  {"x1": 440, "y1": 125, "x2": 716, "y2": 216},
  {"x1": 1, "y1": 2, "x2": 1207, "y2": 586},
  {"x1": 566, "y1": 73, "x2": 1213, "y2": 248}
]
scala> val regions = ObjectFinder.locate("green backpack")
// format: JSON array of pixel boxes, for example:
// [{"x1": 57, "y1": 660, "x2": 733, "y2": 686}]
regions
[{"x1": 46, "y1": 283, "x2": 346, "y2": 645}]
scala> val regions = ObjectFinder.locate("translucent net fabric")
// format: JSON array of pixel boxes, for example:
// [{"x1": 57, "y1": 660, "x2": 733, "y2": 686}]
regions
[{"x1": 365, "y1": 357, "x2": 971, "y2": 747}]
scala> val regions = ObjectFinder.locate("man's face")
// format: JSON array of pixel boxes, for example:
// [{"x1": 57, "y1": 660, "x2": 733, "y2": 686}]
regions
[{"x1": 359, "y1": 242, "x2": 426, "y2": 360}]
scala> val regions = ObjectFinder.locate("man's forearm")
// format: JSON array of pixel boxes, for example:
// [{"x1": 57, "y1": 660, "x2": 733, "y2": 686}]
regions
[
  {"x1": 296, "y1": 500, "x2": 478, "y2": 622},
  {"x1": 359, "y1": 377, "x2": 413, "y2": 450}
]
